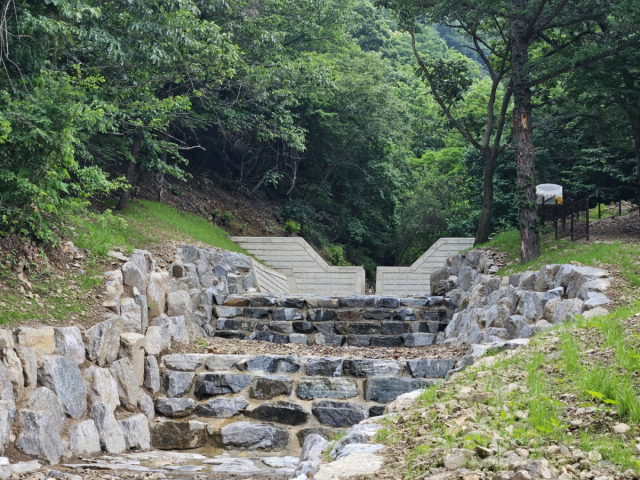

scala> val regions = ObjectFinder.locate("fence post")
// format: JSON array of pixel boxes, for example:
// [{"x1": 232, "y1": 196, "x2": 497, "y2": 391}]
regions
[
  {"x1": 570, "y1": 200, "x2": 574, "y2": 241},
  {"x1": 586, "y1": 197, "x2": 589, "y2": 241},
  {"x1": 619, "y1": 187, "x2": 622, "y2": 216}
]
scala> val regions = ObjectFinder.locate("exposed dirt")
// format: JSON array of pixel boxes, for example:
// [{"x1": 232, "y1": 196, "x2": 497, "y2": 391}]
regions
[
  {"x1": 134, "y1": 172, "x2": 288, "y2": 238},
  {"x1": 589, "y1": 212, "x2": 640, "y2": 242}
]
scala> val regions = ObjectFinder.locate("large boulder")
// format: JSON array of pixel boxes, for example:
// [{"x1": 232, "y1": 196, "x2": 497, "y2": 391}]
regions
[
  {"x1": 53, "y1": 327, "x2": 86, "y2": 366},
  {"x1": 37, "y1": 355, "x2": 87, "y2": 419},
  {"x1": 194, "y1": 373, "x2": 252, "y2": 398},
  {"x1": 85, "y1": 316, "x2": 123, "y2": 367},
  {"x1": 17, "y1": 327, "x2": 56, "y2": 357},
  {"x1": 15, "y1": 347, "x2": 37, "y2": 388},
  {"x1": 296, "y1": 378, "x2": 358, "y2": 400},
  {"x1": 83, "y1": 366, "x2": 120, "y2": 411},
  {"x1": 143, "y1": 356, "x2": 160, "y2": 394},
  {"x1": 119, "y1": 333, "x2": 145, "y2": 386},
  {"x1": 3, "y1": 348, "x2": 24, "y2": 401},
  {"x1": 312, "y1": 401, "x2": 367, "y2": 427},
  {"x1": 150, "y1": 420, "x2": 208, "y2": 450},
  {"x1": 103, "y1": 270, "x2": 123, "y2": 313},
  {"x1": 248, "y1": 401, "x2": 309, "y2": 426},
  {"x1": 119, "y1": 414, "x2": 151, "y2": 451},
  {"x1": 194, "y1": 397, "x2": 249, "y2": 418},
  {"x1": 155, "y1": 398, "x2": 196, "y2": 418},
  {"x1": 217, "y1": 422, "x2": 289, "y2": 451},
  {"x1": 342, "y1": 360, "x2": 403, "y2": 377},
  {"x1": 0, "y1": 402, "x2": 14, "y2": 455},
  {"x1": 90, "y1": 402, "x2": 126, "y2": 454},
  {"x1": 162, "y1": 371, "x2": 195, "y2": 398},
  {"x1": 249, "y1": 376, "x2": 293, "y2": 400},
  {"x1": 150, "y1": 315, "x2": 189, "y2": 344},
  {"x1": 120, "y1": 298, "x2": 143, "y2": 334},
  {"x1": 69, "y1": 420, "x2": 102, "y2": 456},
  {"x1": 147, "y1": 271, "x2": 167, "y2": 318},
  {"x1": 108, "y1": 358, "x2": 140, "y2": 410},
  {"x1": 16, "y1": 388, "x2": 64, "y2": 464}
]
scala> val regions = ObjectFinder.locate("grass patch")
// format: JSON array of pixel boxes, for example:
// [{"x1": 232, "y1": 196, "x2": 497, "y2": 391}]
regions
[
  {"x1": 70, "y1": 199, "x2": 247, "y2": 257},
  {"x1": 480, "y1": 230, "x2": 640, "y2": 288}
]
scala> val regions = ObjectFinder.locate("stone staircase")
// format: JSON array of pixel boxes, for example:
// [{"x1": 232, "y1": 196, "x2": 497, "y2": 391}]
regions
[
  {"x1": 150, "y1": 353, "x2": 459, "y2": 456},
  {"x1": 212, "y1": 294, "x2": 455, "y2": 347}
]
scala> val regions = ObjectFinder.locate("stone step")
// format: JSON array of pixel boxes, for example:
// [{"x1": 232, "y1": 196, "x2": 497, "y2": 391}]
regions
[
  {"x1": 209, "y1": 294, "x2": 454, "y2": 346},
  {"x1": 150, "y1": 353, "x2": 459, "y2": 455}
]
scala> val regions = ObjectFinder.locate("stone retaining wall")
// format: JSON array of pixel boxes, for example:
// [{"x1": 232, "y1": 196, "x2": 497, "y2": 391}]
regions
[
  {"x1": 151, "y1": 353, "x2": 459, "y2": 455},
  {"x1": 230, "y1": 237, "x2": 366, "y2": 295},
  {"x1": 376, "y1": 237, "x2": 475, "y2": 296},
  {"x1": 214, "y1": 294, "x2": 454, "y2": 347}
]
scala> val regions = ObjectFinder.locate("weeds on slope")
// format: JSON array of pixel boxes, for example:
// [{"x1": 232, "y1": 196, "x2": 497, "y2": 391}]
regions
[{"x1": 376, "y1": 304, "x2": 640, "y2": 479}]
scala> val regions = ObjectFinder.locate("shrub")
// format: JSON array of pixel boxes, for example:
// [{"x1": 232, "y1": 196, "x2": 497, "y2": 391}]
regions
[{"x1": 285, "y1": 219, "x2": 301, "y2": 235}]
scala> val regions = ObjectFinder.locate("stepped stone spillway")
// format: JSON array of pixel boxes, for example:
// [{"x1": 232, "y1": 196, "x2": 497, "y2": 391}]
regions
[{"x1": 0, "y1": 243, "x2": 613, "y2": 479}]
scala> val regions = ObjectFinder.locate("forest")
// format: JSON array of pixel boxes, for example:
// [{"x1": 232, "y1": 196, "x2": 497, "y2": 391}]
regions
[{"x1": 0, "y1": 0, "x2": 639, "y2": 277}]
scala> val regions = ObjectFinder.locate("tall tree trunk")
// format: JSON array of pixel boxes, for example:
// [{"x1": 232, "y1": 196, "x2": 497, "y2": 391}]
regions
[
  {"x1": 475, "y1": 150, "x2": 498, "y2": 245},
  {"x1": 117, "y1": 131, "x2": 144, "y2": 211},
  {"x1": 511, "y1": 0, "x2": 540, "y2": 264}
]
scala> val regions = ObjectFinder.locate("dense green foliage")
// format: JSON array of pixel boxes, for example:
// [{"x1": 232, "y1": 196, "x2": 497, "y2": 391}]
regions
[{"x1": 0, "y1": 0, "x2": 638, "y2": 277}]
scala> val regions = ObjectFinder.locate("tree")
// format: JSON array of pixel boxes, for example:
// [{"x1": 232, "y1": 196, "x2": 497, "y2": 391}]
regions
[
  {"x1": 379, "y1": 0, "x2": 640, "y2": 263},
  {"x1": 376, "y1": 0, "x2": 514, "y2": 246}
]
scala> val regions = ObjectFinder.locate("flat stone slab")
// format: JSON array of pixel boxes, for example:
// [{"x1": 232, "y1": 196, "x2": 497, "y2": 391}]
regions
[
  {"x1": 217, "y1": 422, "x2": 289, "y2": 451},
  {"x1": 297, "y1": 377, "x2": 358, "y2": 400},
  {"x1": 314, "y1": 452, "x2": 383, "y2": 480}
]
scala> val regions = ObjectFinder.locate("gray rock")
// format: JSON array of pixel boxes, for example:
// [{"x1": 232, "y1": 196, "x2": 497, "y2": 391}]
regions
[
  {"x1": 205, "y1": 355, "x2": 252, "y2": 372},
  {"x1": 85, "y1": 316, "x2": 123, "y2": 367},
  {"x1": 552, "y1": 299, "x2": 584, "y2": 323},
  {"x1": 336, "y1": 443, "x2": 384, "y2": 459},
  {"x1": 214, "y1": 306, "x2": 243, "y2": 318},
  {"x1": 144, "y1": 356, "x2": 160, "y2": 394},
  {"x1": 138, "y1": 391, "x2": 155, "y2": 421},
  {"x1": 407, "y1": 359, "x2": 457, "y2": 378},
  {"x1": 144, "y1": 325, "x2": 168, "y2": 356},
  {"x1": 249, "y1": 331, "x2": 289, "y2": 343},
  {"x1": 194, "y1": 397, "x2": 249, "y2": 417},
  {"x1": 506, "y1": 315, "x2": 528, "y2": 339},
  {"x1": 15, "y1": 347, "x2": 37, "y2": 388},
  {"x1": 248, "y1": 401, "x2": 309, "y2": 426},
  {"x1": 577, "y1": 278, "x2": 611, "y2": 300},
  {"x1": 268, "y1": 321, "x2": 295, "y2": 334},
  {"x1": 151, "y1": 420, "x2": 208, "y2": 450},
  {"x1": 3, "y1": 348, "x2": 23, "y2": 401},
  {"x1": 69, "y1": 420, "x2": 102, "y2": 456},
  {"x1": 0, "y1": 401, "x2": 14, "y2": 455},
  {"x1": 307, "y1": 309, "x2": 338, "y2": 322},
  {"x1": 90, "y1": 402, "x2": 126, "y2": 454},
  {"x1": 364, "y1": 378, "x2": 432, "y2": 403},
  {"x1": 150, "y1": 314, "x2": 189, "y2": 344},
  {"x1": 163, "y1": 354, "x2": 208, "y2": 372},
  {"x1": 83, "y1": 365, "x2": 120, "y2": 411},
  {"x1": 519, "y1": 271, "x2": 538, "y2": 290},
  {"x1": 16, "y1": 408, "x2": 64, "y2": 464},
  {"x1": 194, "y1": 373, "x2": 252, "y2": 398},
  {"x1": 343, "y1": 359, "x2": 403, "y2": 377},
  {"x1": 272, "y1": 309, "x2": 303, "y2": 321},
  {"x1": 518, "y1": 292, "x2": 544, "y2": 322},
  {"x1": 147, "y1": 271, "x2": 166, "y2": 318},
  {"x1": 289, "y1": 333, "x2": 308, "y2": 344},
  {"x1": 401, "y1": 333, "x2": 436, "y2": 347},
  {"x1": 155, "y1": 398, "x2": 196, "y2": 418},
  {"x1": 119, "y1": 332, "x2": 145, "y2": 386},
  {"x1": 315, "y1": 333, "x2": 345, "y2": 346},
  {"x1": 312, "y1": 401, "x2": 367, "y2": 427},
  {"x1": 0, "y1": 363, "x2": 14, "y2": 408},
  {"x1": 119, "y1": 414, "x2": 151, "y2": 451},
  {"x1": 108, "y1": 357, "x2": 140, "y2": 410},
  {"x1": 295, "y1": 433, "x2": 329, "y2": 478},
  {"x1": 392, "y1": 308, "x2": 416, "y2": 321},
  {"x1": 297, "y1": 427, "x2": 340, "y2": 447},
  {"x1": 584, "y1": 292, "x2": 611, "y2": 310},
  {"x1": 38, "y1": 355, "x2": 87, "y2": 419},
  {"x1": 25, "y1": 387, "x2": 64, "y2": 431},
  {"x1": 338, "y1": 296, "x2": 378, "y2": 308},
  {"x1": 249, "y1": 376, "x2": 293, "y2": 400},
  {"x1": 162, "y1": 370, "x2": 195, "y2": 398},
  {"x1": 329, "y1": 423, "x2": 383, "y2": 459},
  {"x1": 53, "y1": 327, "x2": 86, "y2": 365},
  {"x1": 120, "y1": 298, "x2": 143, "y2": 333},
  {"x1": 444, "y1": 448, "x2": 475, "y2": 470},
  {"x1": 217, "y1": 422, "x2": 289, "y2": 451},
  {"x1": 297, "y1": 377, "x2": 358, "y2": 400},
  {"x1": 238, "y1": 355, "x2": 301, "y2": 374},
  {"x1": 122, "y1": 260, "x2": 147, "y2": 294},
  {"x1": 17, "y1": 327, "x2": 56, "y2": 356},
  {"x1": 305, "y1": 357, "x2": 343, "y2": 377},
  {"x1": 167, "y1": 290, "x2": 194, "y2": 323}
]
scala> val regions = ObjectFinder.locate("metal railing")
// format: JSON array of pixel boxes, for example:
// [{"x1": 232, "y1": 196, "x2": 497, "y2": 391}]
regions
[
  {"x1": 595, "y1": 186, "x2": 640, "y2": 218},
  {"x1": 539, "y1": 196, "x2": 590, "y2": 242}
]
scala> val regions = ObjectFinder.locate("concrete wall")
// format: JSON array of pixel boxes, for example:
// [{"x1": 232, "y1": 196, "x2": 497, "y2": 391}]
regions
[
  {"x1": 231, "y1": 237, "x2": 366, "y2": 295},
  {"x1": 250, "y1": 258, "x2": 291, "y2": 294},
  {"x1": 376, "y1": 237, "x2": 475, "y2": 296}
]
